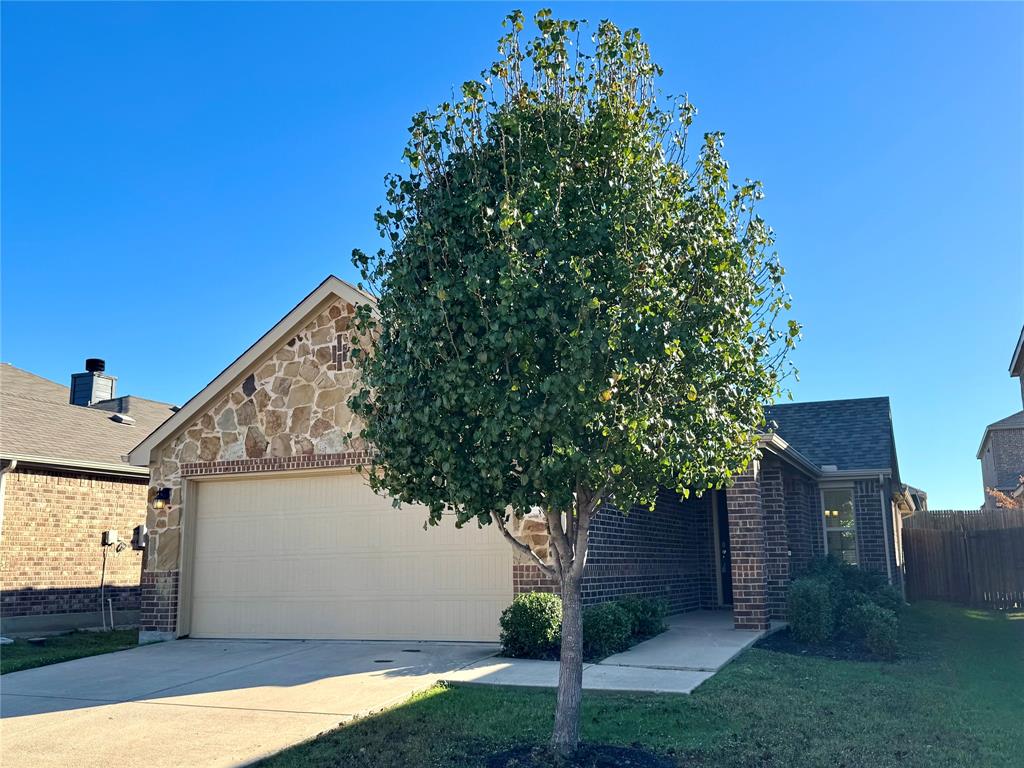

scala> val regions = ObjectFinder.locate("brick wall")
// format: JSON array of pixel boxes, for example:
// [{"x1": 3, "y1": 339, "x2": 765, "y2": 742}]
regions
[
  {"x1": 725, "y1": 461, "x2": 769, "y2": 630},
  {"x1": 512, "y1": 489, "x2": 717, "y2": 614},
  {"x1": 808, "y1": 482, "x2": 825, "y2": 559},
  {"x1": 853, "y1": 478, "x2": 888, "y2": 575},
  {"x1": 583, "y1": 490, "x2": 712, "y2": 612},
  {"x1": 785, "y1": 473, "x2": 825, "y2": 575},
  {"x1": 1, "y1": 467, "x2": 146, "y2": 621},
  {"x1": 761, "y1": 460, "x2": 789, "y2": 620},
  {"x1": 139, "y1": 570, "x2": 179, "y2": 635},
  {"x1": 693, "y1": 493, "x2": 719, "y2": 609},
  {"x1": 981, "y1": 427, "x2": 1024, "y2": 504},
  {"x1": 784, "y1": 475, "x2": 810, "y2": 572}
]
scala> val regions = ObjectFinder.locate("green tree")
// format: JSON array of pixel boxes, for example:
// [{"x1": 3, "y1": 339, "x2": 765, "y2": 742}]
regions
[{"x1": 349, "y1": 10, "x2": 798, "y2": 757}]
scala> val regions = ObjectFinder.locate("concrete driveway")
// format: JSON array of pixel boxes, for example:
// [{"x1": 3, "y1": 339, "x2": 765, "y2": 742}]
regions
[{"x1": 1, "y1": 638, "x2": 498, "y2": 768}]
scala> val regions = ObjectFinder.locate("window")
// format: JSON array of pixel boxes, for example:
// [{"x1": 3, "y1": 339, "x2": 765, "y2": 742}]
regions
[{"x1": 822, "y1": 488, "x2": 857, "y2": 565}]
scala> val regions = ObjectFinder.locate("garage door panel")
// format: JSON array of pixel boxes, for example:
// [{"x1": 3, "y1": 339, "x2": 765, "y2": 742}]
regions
[{"x1": 190, "y1": 472, "x2": 513, "y2": 641}]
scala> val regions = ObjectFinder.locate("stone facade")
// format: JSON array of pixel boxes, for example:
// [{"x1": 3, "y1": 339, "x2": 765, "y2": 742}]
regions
[
  {"x1": 1, "y1": 467, "x2": 146, "y2": 629},
  {"x1": 140, "y1": 297, "x2": 364, "y2": 637}
]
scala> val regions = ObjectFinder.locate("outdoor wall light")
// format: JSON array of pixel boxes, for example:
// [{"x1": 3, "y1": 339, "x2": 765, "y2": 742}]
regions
[{"x1": 153, "y1": 487, "x2": 172, "y2": 510}]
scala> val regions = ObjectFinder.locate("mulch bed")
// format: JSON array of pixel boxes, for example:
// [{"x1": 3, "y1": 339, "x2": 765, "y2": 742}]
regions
[
  {"x1": 487, "y1": 744, "x2": 676, "y2": 768},
  {"x1": 755, "y1": 627, "x2": 888, "y2": 662}
]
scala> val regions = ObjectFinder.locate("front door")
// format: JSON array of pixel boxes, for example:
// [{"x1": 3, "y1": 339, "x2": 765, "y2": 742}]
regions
[{"x1": 715, "y1": 491, "x2": 733, "y2": 606}]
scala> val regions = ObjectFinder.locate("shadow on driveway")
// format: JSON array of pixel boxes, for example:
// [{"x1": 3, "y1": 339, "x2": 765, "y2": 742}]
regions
[{"x1": 0, "y1": 638, "x2": 498, "y2": 768}]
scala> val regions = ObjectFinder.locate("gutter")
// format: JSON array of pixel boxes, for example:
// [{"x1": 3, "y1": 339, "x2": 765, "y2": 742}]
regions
[
  {"x1": 0, "y1": 459, "x2": 17, "y2": 539},
  {"x1": 759, "y1": 434, "x2": 822, "y2": 477},
  {"x1": 879, "y1": 472, "x2": 895, "y2": 585},
  {"x1": 818, "y1": 468, "x2": 893, "y2": 481},
  {"x1": 0, "y1": 453, "x2": 149, "y2": 478}
]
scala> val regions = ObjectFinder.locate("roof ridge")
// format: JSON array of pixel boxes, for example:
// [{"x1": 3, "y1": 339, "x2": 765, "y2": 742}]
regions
[
  {"x1": 767, "y1": 396, "x2": 890, "y2": 408},
  {"x1": 0, "y1": 362, "x2": 69, "y2": 391}
]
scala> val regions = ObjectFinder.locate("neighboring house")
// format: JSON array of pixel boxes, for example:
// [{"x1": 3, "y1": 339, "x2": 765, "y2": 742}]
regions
[
  {"x1": 127, "y1": 276, "x2": 915, "y2": 644},
  {"x1": 902, "y1": 484, "x2": 928, "y2": 513},
  {"x1": 0, "y1": 361, "x2": 176, "y2": 633},
  {"x1": 977, "y1": 325, "x2": 1024, "y2": 510}
]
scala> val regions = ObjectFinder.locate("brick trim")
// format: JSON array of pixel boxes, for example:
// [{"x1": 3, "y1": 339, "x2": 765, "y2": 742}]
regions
[
  {"x1": 513, "y1": 563, "x2": 560, "y2": 595},
  {"x1": 179, "y1": 450, "x2": 374, "y2": 477},
  {"x1": 139, "y1": 570, "x2": 179, "y2": 633}
]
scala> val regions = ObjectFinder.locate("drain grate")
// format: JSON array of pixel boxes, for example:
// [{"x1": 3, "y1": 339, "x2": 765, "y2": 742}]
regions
[
  {"x1": 373, "y1": 659, "x2": 395, "y2": 663},
  {"x1": 401, "y1": 649, "x2": 422, "y2": 653}
]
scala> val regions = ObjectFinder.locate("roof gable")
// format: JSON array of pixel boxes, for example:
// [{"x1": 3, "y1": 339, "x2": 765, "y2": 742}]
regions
[
  {"x1": 128, "y1": 276, "x2": 375, "y2": 466},
  {"x1": 764, "y1": 397, "x2": 896, "y2": 473}
]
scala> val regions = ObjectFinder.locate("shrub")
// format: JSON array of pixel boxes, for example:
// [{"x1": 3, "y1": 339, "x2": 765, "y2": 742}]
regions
[
  {"x1": 839, "y1": 564, "x2": 888, "y2": 596},
  {"x1": 803, "y1": 557, "x2": 903, "y2": 615},
  {"x1": 582, "y1": 602, "x2": 633, "y2": 661},
  {"x1": 869, "y1": 585, "x2": 905, "y2": 614},
  {"x1": 499, "y1": 592, "x2": 562, "y2": 659},
  {"x1": 618, "y1": 595, "x2": 668, "y2": 639},
  {"x1": 787, "y1": 577, "x2": 834, "y2": 644},
  {"x1": 843, "y1": 602, "x2": 898, "y2": 659}
]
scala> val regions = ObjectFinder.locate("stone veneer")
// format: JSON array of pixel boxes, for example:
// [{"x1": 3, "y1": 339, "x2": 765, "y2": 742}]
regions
[{"x1": 140, "y1": 297, "x2": 364, "y2": 638}]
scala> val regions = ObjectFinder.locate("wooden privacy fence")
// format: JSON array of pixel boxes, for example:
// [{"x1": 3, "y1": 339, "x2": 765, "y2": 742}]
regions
[{"x1": 903, "y1": 510, "x2": 1024, "y2": 609}]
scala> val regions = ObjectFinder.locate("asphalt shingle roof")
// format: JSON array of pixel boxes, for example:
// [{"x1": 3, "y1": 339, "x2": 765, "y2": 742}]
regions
[
  {"x1": 0, "y1": 363, "x2": 176, "y2": 472},
  {"x1": 764, "y1": 396, "x2": 895, "y2": 472},
  {"x1": 983, "y1": 410, "x2": 1024, "y2": 431}
]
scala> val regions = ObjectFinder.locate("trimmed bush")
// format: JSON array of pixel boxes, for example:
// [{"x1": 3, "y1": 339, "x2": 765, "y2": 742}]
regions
[
  {"x1": 787, "y1": 577, "x2": 834, "y2": 644},
  {"x1": 843, "y1": 602, "x2": 898, "y2": 659},
  {"x1": 618, "y1": 595, "x2": 668, "y2": 639},
  {"x1": 869, "y1": 585, "x2": 905, "y2": 614},
  {"x1": 499, "y1": 592, "x2": 562, "y2": 659},
  {"x1": 582, "y1": 602, "x2": 633, "y2": 661}
]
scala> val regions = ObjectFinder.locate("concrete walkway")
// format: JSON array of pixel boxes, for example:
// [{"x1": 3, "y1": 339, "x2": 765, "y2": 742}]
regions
[
  {"x1": 1, "y1": 638, "x2": 497, "y2": 768},
  {"x1": 445, "y1": 610, "x2": 778, "y2": 695}
]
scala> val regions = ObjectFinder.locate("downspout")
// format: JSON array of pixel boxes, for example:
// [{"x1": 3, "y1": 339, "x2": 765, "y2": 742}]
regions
[
  {"x1": 879, "y1": 473, "x2": 894, "y2": 585},
  {"x1": 0, "y1": 459, "x2": 17, "y2": 540}
]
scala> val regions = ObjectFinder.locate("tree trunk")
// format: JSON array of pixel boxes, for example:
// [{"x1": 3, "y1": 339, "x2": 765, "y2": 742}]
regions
[{"x1": 551, "y1": 573, "x2": 583, "y2": 757}]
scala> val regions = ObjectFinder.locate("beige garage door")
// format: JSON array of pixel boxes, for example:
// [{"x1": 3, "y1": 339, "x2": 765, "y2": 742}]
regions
[{"x1": 189, "y1": 471, "x2": 513, "y2": 641}]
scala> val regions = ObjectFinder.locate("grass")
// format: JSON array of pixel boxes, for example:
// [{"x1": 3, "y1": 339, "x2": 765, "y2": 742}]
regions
[
  {"x1": 1, "y1": 629, "x2": 138, "y2": 674},
  {"x1": 259, "y1": 602, "x2": 1023, "y2": 768}
]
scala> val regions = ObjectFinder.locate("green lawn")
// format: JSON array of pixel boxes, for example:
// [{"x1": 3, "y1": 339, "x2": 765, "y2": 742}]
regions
[
  {"x1": 1, "y1": 629, "x2": 138, "y2": 674},
  {"x1": 259, "y1": 602, "x2": 1023, "y2": 768}
]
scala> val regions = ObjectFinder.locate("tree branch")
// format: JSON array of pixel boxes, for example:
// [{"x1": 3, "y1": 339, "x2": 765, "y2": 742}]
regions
[
  {"x1": 544, "y1": 506, "x2": 574, "y2": 579},
  {"x1": 568, "y1": 485, "x2": 602, "y2": 580},
  {"x1": 491, "y1": 511, "x2": 558, "y2": 580}
]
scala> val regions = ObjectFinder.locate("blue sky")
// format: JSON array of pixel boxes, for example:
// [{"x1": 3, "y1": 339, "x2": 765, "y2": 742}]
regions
[{"x1": 2, "y1": 2, "x2": 1021, "y2": 508}]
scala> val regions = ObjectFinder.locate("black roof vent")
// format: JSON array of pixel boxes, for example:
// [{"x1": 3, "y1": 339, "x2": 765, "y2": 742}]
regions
[{"x1": 85, "y1": 358, "x2": 106, "y2": 373}]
